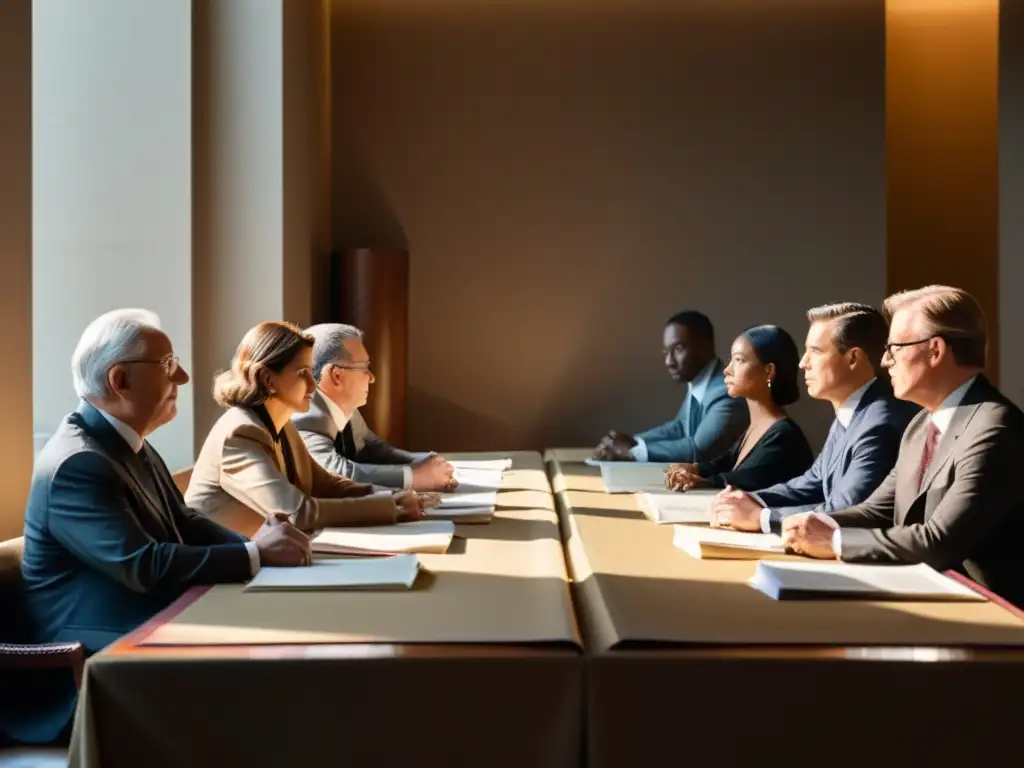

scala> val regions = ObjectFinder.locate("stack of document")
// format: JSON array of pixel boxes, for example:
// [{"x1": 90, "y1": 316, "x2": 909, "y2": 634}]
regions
[
  {"x1": 312, "y1": 520, "x2": 456, "y2": 556},
  {"x1": 426, "y1": 490, "x2": 497, "y2": 524},
  {"x1": 598, "y1": 462, "x2": 674, "y2": 493},
  {"x1": 673, "y1": 525, "x2": 786, "y2": 560},
  {"x1": 639, "y1": 490, "x2": 717, "y2": 524},
  {"x1": 449, "y1": 458, "x2": 510, "y2": 493},
  {"x1": 449, "y1": 459, "x2": 513, "y2": 471},
  {"x1": 245, "y1": 554, "x2": 421, "y2": 592},
  {"x1": 749, "y1": 561, "x2": 987, "y2": 602}
]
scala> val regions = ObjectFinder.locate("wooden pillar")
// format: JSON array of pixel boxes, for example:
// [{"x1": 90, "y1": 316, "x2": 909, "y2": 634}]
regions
[
  {"x1": 1000, "y1": 0, "x2": 1024, "y2": 405},
  {"x1": 0, "y1": 0, "x2": 32, "y2": 539},
  {"x1": 331, "y1": 249, "x2": 409, "y2": 445},
  {"x1": 886, "y1": 0, "x2": 1000, "y2": 379}
]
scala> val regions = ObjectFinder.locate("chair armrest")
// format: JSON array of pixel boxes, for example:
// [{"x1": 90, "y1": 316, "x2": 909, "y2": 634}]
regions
[{"x1": 0, "y1": 642, "x2": 85, "y2": 689}]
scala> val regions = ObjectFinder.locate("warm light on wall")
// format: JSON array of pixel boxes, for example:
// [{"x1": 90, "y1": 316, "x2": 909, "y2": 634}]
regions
[{"x1": 887, "y1": 0, "x2": 997, "y2": 14}]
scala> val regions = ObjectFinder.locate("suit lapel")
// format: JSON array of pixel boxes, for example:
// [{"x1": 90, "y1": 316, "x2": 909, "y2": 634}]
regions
[
  {"x1": 282, "y1": 422, "x2": 314, "y2": 495},
  {"x1": 895, "y1": 417, "x2": 928, "y2": 523},
  {"x1": 77, "y1": 403, "x2": 179, "y2": 538},
  {"x1": 820, "y1": 420, "x2": 846, "y2": 496},
  {"x1": 917, "y1": 401, "x2": 982, "y2": 494}
]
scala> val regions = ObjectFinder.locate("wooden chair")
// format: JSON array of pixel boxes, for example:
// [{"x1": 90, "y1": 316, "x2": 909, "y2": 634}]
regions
[{"x1": 0, "y1": 536, "x2": 81, "y2": 759}]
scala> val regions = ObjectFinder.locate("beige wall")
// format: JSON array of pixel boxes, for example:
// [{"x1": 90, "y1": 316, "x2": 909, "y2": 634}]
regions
[
  {"x1": 192, "y1": 0, "x2": 330, "y2": 452},
  {"x1": 1001, "y1": 0, "x2": 1024, "y2": 407},
  {"x1": 0, "y1": 0, "x2": 33, "y2": 539},
  {"x1": 330, "y1": 0, "x2": 886, "y2": 452}
]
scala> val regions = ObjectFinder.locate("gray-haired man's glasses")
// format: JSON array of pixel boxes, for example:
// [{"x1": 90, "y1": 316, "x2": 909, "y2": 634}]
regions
[
  {"x1": 330, "y1": 361, "x2": 372, "y2": 373},
  {"x1": 119, "y1": 356, "x2": 181, "y2": 378}
]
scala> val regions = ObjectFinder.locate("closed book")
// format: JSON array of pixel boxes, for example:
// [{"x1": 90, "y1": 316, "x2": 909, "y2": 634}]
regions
[
  {"x1": 245, "y1": 554, "x2": 421, "y2": 592},
  {"x1": 639, "y1": 490, "x2": 717, "y2": 524},
  {"x1": 749, "y1": 561, "x2": 987, "y2": 602},
  {"x1": 672, "y1": 525, "x2": 786, "y2": 560},
  {"x1": 312, "y1": 520, "x2": 455, "y2": 556}
]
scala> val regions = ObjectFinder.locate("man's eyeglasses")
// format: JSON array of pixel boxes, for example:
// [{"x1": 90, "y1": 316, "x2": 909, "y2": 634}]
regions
[
  {"x1": 882, "y1": 337, "x2": 938, "y2": 361},
  {"x1": 118, "y1": 356, "x2": 181, "y2": 377},
  {"x1": 330, "y1": 361, "x2": 372, "y2": 373}
]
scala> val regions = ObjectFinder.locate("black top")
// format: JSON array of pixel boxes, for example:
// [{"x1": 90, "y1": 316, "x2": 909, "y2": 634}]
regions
[
  {"x1": 251, "y1": 404, "x2": 298, "y2": 484},
  {"x1": 696, "y1": 417, "x2": 813, "y2": 491}
]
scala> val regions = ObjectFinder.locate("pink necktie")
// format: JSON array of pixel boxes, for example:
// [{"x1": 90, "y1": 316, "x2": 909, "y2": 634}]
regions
[{"x1": 918, "y1": 422, "x2": 941, "y2": 490}]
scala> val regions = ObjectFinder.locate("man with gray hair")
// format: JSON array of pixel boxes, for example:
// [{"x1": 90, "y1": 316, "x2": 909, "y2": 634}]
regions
[
  {"x1": 293, "y1": 323, "x2": 455, "y2": 491},
  {"x1": 21, "y1": 310, "x2": 310, "y2": 675}
]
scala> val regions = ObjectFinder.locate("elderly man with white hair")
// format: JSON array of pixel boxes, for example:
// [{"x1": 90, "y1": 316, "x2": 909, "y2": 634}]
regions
[
  {"x1": 21, "y1": 309, "x2": 310, "y2": 668},
  {"x1": 293, "y1": 323, "x2": 455, "y2": 491}
]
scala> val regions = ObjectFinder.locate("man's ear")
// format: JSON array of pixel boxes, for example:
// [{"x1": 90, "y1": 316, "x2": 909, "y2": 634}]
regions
[{"x1": 107, "y1": 365, "x2": 129, "y2": 397}]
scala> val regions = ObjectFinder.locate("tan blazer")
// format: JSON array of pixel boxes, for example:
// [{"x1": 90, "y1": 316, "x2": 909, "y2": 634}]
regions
[{"x1": 186, "y1": 406, "x2": 398, "y2": 536}]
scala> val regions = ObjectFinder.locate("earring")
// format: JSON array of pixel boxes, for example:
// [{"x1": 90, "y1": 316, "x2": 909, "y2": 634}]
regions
[{"x1": 767, "y1": 379, "x2": 772, "y2": 388}]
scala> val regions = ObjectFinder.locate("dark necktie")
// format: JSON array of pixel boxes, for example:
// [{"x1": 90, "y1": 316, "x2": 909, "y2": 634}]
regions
[
  {"x1": 687, "y1": 395, "x2": 701, "y2": 437},
  {"x1": 137, "y1": 448, "x2": 182, "y2": 542},
  {"x1": 918, "y1": 422, "x2": 941, "y2": 490},
  {"x1": 335, "y1": 422, "x2": 357, "y2": 459}
]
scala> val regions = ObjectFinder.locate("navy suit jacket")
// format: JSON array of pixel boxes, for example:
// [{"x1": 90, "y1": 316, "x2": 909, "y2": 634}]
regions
[
  {"x1": 21, "y1": 403, "x2": 252, "y2": 654},
  {"x1": 635, "y1": 359, "x2": 749, "y2": 463},
  {"x1": 754, "y1": 379, "x2": 919, "y2": 532}
]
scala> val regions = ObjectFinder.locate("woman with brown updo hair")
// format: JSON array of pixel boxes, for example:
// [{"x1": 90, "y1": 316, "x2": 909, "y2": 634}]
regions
[{"x1": 186, "y1": 321, "x2": 426, "y2": 536}]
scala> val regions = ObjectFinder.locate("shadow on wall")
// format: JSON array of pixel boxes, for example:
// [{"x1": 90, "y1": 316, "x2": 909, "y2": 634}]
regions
[{"x1": 332, "y1": 0, "x2": 885, "y2": 454}]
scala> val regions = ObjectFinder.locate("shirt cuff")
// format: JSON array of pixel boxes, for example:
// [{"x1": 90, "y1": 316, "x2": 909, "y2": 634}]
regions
[
  {"x1": 403, "y1": 465, "x2": 413, "y2": 490},
  {"x1": 629, "y1": 438, "x2": 649, "y2": 462},
  {"x1": 760, "y1": 507, "x2": 773, "y2": 534},
  {"x1": 831, "y1": 529, "x2": 843, "y2": 559},
  {"x1": 244, "y1": 541, "x2": 261, "y2": 576}
]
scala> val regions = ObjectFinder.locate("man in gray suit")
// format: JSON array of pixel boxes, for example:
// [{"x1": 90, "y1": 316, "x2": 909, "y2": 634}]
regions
[
  {"x1": 595, "y1": 311, "x2": 748, "y2": 463},
  {"x1": 710, "y1": 302, "x2": 918, "y2": 532},
  {"x1": 294, "y1": 323, "x2": 455, "y2": 491},
  {"x1": 22, "y1": 310, "x2": 310, "y2": 654},
  {"x1": 785, "y1": 286, "x2": 1024, "y2": 607}
]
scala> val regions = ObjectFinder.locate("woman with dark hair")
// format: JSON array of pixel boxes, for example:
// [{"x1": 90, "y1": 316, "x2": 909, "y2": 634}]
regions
[
  {"x1": 665, "y1": 325, "x2": 813, "y2": 492},
  {"x1": 186, "y1": 321, "x2": 427, "y2": 536}
]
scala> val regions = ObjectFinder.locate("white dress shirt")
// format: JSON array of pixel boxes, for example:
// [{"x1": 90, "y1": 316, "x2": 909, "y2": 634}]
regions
[
  {"x1": 631, "y1": 357, "x2": 718, "y2": 463},
  {"x1": 95, "y1": 404, "x2": 261, "y2": 575},
  {"x1": 829, "y1": 375, "x2": 978, "y2": 557},
  {"x1": 757, "y1": 378, "x2": 877, "y2": 533},
  {"x1": 322, "y1": 393, "x2": 413, "y2": 489}
]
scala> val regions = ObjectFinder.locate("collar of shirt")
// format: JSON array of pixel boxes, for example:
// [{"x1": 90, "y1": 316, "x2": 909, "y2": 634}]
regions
[
  {"x1": 321, "y1": 390, "x2": 353, "y2": 436},
  {"x1": 688, "y1": 357, "x2": 719, "y2": 405},
  {"x1": 94, "y1": 404, "x2": 145, "y2": 453},
  {"x1": 251, "y1": 404, "x2": 283, "y2": 443},
  {"x1": 835, "y1": 377, "x2": 876, "y2": 429},
  {"x1": 930, "y1": 374, "x2": 978, "y2": 434}
]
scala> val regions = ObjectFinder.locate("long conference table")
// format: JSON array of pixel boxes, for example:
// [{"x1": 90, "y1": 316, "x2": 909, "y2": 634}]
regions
[
  {"x1": 68, "y1": 452, "x2": 582, "y2": 768},
  {"x1": 545, "y1": 448, "x2": 1024, "y2": 767},
  {"x1": 68, "y1": 450, "x2": 1024, "y2": 767}
]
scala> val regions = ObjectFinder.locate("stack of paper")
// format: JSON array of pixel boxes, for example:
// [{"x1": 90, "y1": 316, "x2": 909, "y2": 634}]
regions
[
  {"x1": 672, "y1": 525, "x2": 786, "y2": 560},
  {"x1": 448, "y1": 459, "x2": 513, "y2": 471},
  {"x1": 245, "y1": 554, "x2": 421, "y2": 592},
  {"x1": 749, "y1": 561, "x2": 987, "y2": 602},
  {"x1": 451, "y1": 467, "x2": 505, "y2": 492},
  {"x1": 437, "y1": 491, "x2": 498, "y2": 508},
  {"x1": 639, "y1": 490, "x2": 717, "y2": 524},
  {"x1": 426, "y1": 506, "x2": 493, "y2": 524},
  {"x1": 599, "y1": 463, "x2": 674, "y2": 493},
  {"x1": 312, "y1": 520, "x2": 456, "y2": 556},
  {"x1": 426, "y1": 490, "x2": 496, "y2": 524}
]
